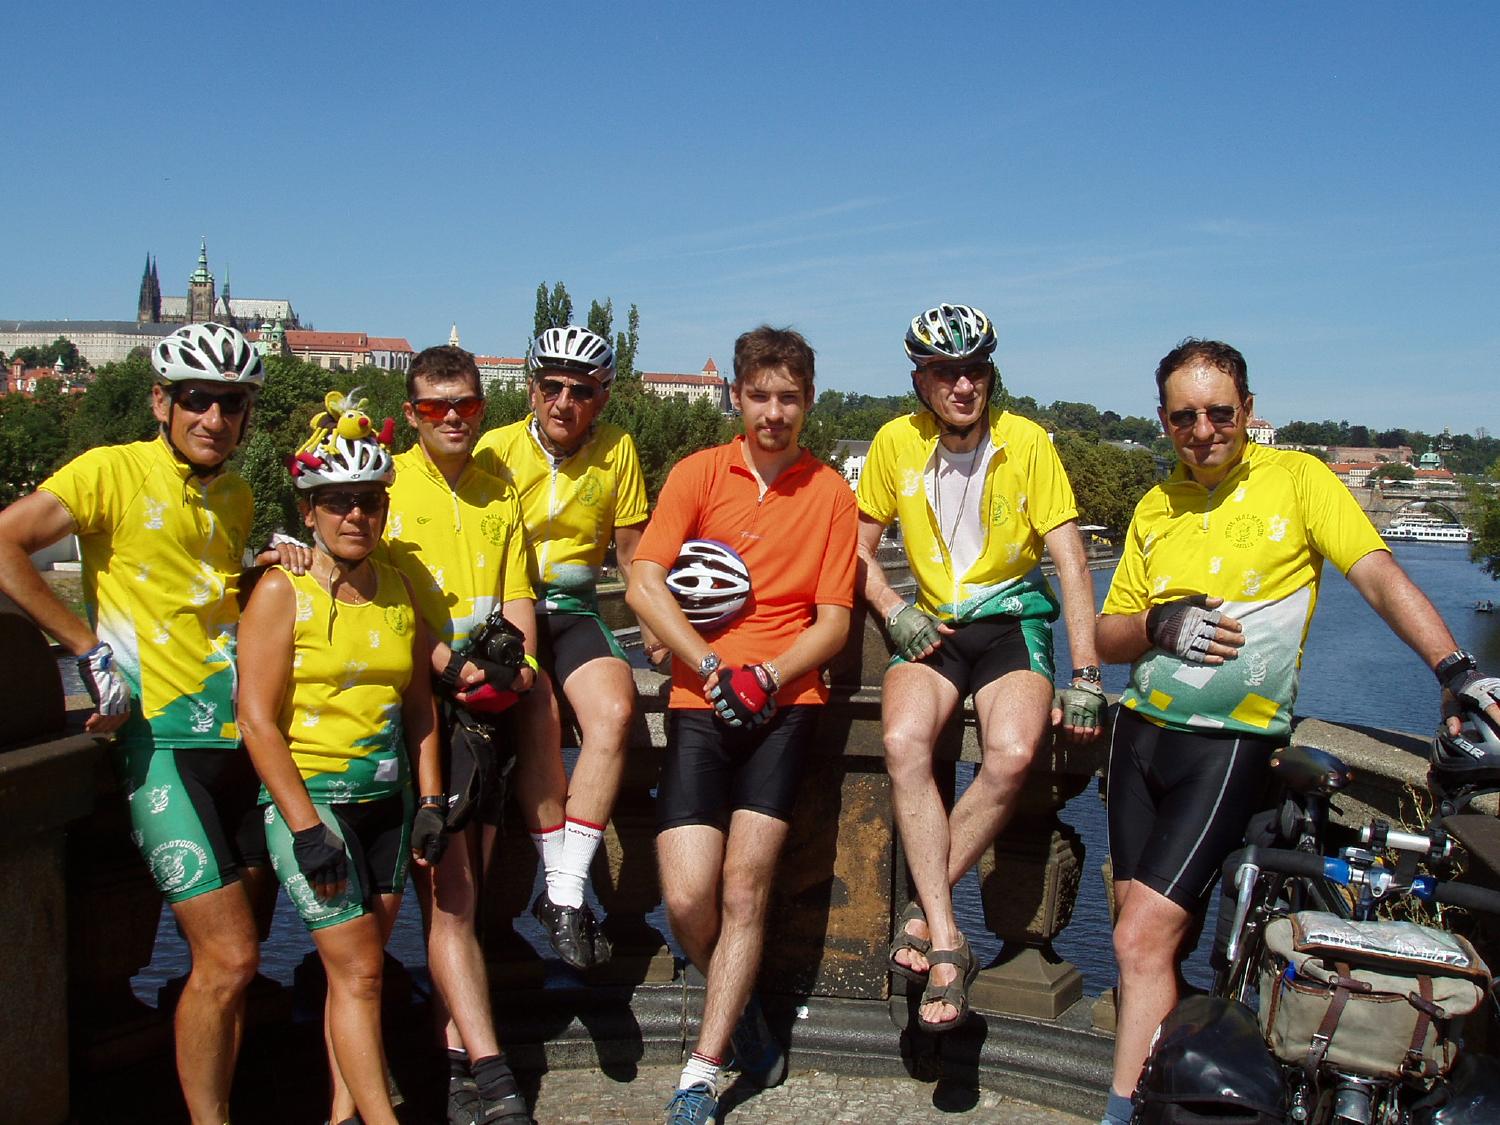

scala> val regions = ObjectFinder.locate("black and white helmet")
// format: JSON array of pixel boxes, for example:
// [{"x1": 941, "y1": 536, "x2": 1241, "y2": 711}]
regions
[
  {"x1": 294, "y1": 435, "x2": 395, "y2": 490},
  {"x1": 152, "y1": 323, "x2": 264, "y2": 386},
  {"x1": 528, "y1": 326, "x2": 615, "y2": 388},
  {"x1": 904, "y1": 304, "x2": 997, "y2": 368},
  {"x1": 666, "y1": 539, "x2": 751, "y2": 631},
  {"x1": 1430, "y1": 704, "x2": 1500, "y2": 798}
]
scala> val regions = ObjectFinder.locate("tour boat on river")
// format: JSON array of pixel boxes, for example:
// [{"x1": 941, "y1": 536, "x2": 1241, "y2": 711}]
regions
[{"x1": 1382, "y1": 513, "x2": 1474, "y2": 543}]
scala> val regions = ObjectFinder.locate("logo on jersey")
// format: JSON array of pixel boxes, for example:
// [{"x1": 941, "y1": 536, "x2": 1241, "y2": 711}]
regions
[
  {"x1": 143, "y1": 497, "x2": 167, "y2": 530},
  {"x1": 576, "y1": 476, "x2": 603, "y2": 508},
  {"x1": 1225, "y1": 513, "x2": 1265, "y2": 549},
  {"x1": 1267, "y1": 515, "x2": 1289, "y2": 543},
  {"x1": 480, "y1": 511, "x2": 508, "y2": 546},
  {"x1": 388, "y1": 513, "x2": 404, "y2": 536},
  {"x1": 149, "y1": 838, "x2": 209, "y2": 895},
  {"x1": 990, "y1": 496, "x2": 1011, "y2": 526},
  {"x1": 385, "y1": 604, "x2": 414, "y2": 637},
  {"x1": 147, "y1": 785, "x2": 172, "y2": 814},
  {"x1": 188, "y1": 699, "x2": 218, "y2": 735},
  {"x1": 901, "y1": 469, "x2": 922, "y2": 498}
]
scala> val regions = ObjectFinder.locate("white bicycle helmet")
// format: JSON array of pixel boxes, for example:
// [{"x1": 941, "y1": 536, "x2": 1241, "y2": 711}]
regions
[
  {"x1": 904, "y1": 304, "x2": 997, "y2": 368},
  {"x1": 666, "y1": 539, "x2": 752, "y2": 631},
  {"x1": 528, "y1": 326, "x2": 615, "y2": 387},
  {"x1": 153, "y1": 322, "x2": 264, "y2": 386},
  {"x1": 290, "y1": 389, "x2": 396, "y2": 490}
]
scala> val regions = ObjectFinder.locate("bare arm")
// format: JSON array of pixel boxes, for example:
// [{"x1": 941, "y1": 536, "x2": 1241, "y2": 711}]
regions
[
  {"x1": 627, "y1": 559, "x2": 714, "y2": 673},
  {"x1": 402, "y1": 610, "x2": 445, "y2": 814},
  {"x1": 855, "y1": 513, "x2": 904, "y2": 620},
  {"x1": 236, "y1": 569, "x2": 321, "y2": 833},
  {"x1": 615, "y1": 522, "x2": 664, "y2": 658},
  {"x1": 764, "y1": 604, "x2": 851, "y2": 686},
  {"x1": 1043, "y1": 520, "x2": 1099, "y2": 670},
  {"x1": 1345, "y1": 550, "x2": 1458, "y2": 669},
  {"x1": 1096, "y1": 608, "x2": 1153, "y2": 666},
  {"x1": 0, "y1": 491, "x2": 95, "y2": 654}
]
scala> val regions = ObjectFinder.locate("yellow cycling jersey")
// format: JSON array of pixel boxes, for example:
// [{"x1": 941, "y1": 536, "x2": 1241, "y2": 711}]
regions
[
  {"x1": 382, "y1": 445, "x2": 533, "y2": 650},
  {"x1": 473, "y1": 417, "x2": 648, "y2": 613},
  {"x1": 40, "y1": 437, "x2": 250, "y2": 750},
  {"x1": 273, "y1": 560, "x2": 415, "y2": 802},
  {"x1": 1102, "y1": 441, "x2": 1387, "y2": 737},
  {"x1": 857, "y1": 409, "x2": 1076, "y2": 623}
]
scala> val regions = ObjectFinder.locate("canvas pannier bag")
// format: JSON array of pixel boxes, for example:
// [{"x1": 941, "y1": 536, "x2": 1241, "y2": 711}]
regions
[{"x1": 1259, "y1": 911, "x2": 1491, "y2": 1079}]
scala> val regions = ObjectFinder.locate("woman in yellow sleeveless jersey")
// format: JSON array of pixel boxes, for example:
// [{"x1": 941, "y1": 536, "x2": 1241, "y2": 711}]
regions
[{"x1": 238, "y1": 400, "x2": 444, "y2": 1125}]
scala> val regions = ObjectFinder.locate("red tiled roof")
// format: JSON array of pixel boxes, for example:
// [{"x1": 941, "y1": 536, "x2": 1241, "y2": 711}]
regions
[
  {"x1": 473, "y1": 356, "x2": 525, "y2": 366},
  {"x1": 286, "y1": 331, "x2": 369, "y2": 351},
  {"x1": 642, "y1": 372, "x2": 725, "y2": 387},
  {"x1": 1328, "y1": 462, "x2": 1380, "y2": 472},
  {"x1": 366, "y1": 337, "x2": 414, "y2": 353},
  {"x1": 703, "y1": 357, "x2": 718, "y2": 373},
  {"x1": 1415, "y1": 468, "x2": 1456, "y2": 479}
]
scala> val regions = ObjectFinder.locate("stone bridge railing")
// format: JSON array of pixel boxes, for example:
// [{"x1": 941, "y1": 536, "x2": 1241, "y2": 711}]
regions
[{"x1": 4, "y1": 591, "x2": 1498, "y2": 1122}]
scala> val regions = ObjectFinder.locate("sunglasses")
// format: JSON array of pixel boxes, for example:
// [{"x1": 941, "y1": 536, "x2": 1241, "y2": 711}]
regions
[
  {"x1": 923, "y1": 362, "x2": 992, "y2": 384},
  {"x1": 1166, "y1": 404, "x2": 1239, "y2": 430},
  {"x1": 313, "y1": 489, "x2": 388, "y2": 516},
  {"x1": 537, "y1": 378, "x2": 598, "y2": 402},
  {"x1": 173, "y1": 387, "x2": 251, "y2": 415},
  {"x1": 410, "y1": 396, "x2": 485, "y2": 422}
]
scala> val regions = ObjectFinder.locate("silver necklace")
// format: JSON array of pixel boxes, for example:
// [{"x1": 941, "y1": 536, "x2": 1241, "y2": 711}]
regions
[{"x1": 935, "y1": 434, "x2": 986, "y2": 553}]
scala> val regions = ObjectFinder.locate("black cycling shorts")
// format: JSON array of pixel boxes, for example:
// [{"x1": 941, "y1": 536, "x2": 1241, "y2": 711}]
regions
[
  {"x1": 264, "y1": 790, "x2": 412, "y2": 930},
  {"x1": 656, "y1": 706, "x2": 818, "y2": 833},
  {"x1": 116, "y1": 744, "x2": 269, "y2": 903},
  {"x1": 539, "y1": 611, "x2": 627, "y2": 688},
  {"x1": 1107, "y1": 706, "x2": 1279, "y2": 910},
  {"x1": 906, "y1": 615, "x2": 1055, "y2": 699}
]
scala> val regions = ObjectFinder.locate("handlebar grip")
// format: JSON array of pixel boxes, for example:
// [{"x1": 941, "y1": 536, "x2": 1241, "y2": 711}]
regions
[
  {"x1": 1223, "y1": 845, "x2": 1350, "y2": 883},
  {"x1": 1427, "y1": 878, "x2": 1500, "y2": 915}
]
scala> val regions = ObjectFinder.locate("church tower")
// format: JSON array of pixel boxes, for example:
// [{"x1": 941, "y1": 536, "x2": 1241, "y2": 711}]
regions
[
  {"x1": 187, "y1": 239, "x2": 216, "y2": 323},
  {"x1": 218, "y1": 266, "x2": 237, "y2": 329},
  {"x1": 137, "y1": 254, "x2": 161, "y2": 323}
]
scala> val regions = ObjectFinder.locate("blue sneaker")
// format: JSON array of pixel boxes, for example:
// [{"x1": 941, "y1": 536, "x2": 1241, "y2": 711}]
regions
[
  {"x1": 730, "y1": 994, "x2": 787, "y2": 1088},
  {"x1": 664, "y1": 1081, "x2": 718, "y2": 1124}
]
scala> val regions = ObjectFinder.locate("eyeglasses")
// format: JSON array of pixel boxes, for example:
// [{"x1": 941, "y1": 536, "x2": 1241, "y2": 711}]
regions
[
  {"x1": 410, "y1": 396, "x2": 485, "y2": 422},
  {"x1": 173, "y1": 387, "x2": 251, "y2": 416},
  {"x1": 1166, "y1": 404, "x2": 1240, "y2": 430},
  {"x1": 537, "y1": 378, "x2": 598, "y2": 402},
  {"x1": 313, "y1": 489, "x2": 388, "y2": 516},
  {"x1": 923, "y1": 362, "x2": 993, "y2": 385}
]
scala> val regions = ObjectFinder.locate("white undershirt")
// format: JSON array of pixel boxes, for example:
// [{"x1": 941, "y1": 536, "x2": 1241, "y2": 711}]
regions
[{"x1": 932, "y1": 436, "x2": 988, "y2": 579}]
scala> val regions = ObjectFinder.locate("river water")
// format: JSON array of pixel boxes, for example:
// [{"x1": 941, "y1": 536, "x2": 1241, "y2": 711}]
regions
[{"x1": 130, "y1": 543, "x2": 1500, "y2": 1005}]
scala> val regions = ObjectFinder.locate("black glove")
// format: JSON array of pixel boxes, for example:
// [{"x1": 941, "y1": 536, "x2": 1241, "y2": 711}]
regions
[
  {"x1": 707, "y1": 664, "x2": 777, "y2": 729},
  {"x1": 1146, "y1": 595, "x2": 1222, "y2": 663},
  {"x1": 411, "y1": 800, "x2": 449, "y2": 864},
  {"x1": 291, "y1": 822, "x2": 347, "y2": 893}
]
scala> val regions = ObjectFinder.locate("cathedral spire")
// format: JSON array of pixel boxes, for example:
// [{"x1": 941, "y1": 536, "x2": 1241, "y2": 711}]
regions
[
  {"x1": 449, "y1": 323, "x2": 460, "y2": 347},
  {"x1": 138, "y1": 253, "x2": 161, "y2": 322}
]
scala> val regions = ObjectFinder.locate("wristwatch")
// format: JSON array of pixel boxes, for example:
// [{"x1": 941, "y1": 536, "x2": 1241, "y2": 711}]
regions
[
  {"x1": 1071, "y1": 665, "x2": 1102, "y2": 684},
  {"x1": 697, "y1": 652, "x2": 723, "y2": 681},
  {"x1": 1434, "y1": 650, "x2": 1477, "y2": 687}
]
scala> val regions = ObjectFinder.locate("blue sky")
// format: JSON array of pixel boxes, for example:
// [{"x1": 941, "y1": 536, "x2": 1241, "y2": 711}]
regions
[{"x1": 6, "y1": 2, "x2": 1497, "y2": 434}]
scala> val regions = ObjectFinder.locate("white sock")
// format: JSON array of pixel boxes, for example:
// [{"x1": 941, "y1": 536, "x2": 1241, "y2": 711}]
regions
[
  {"x1": 531, "y1": 822, "x2": 565, "y2": 898},
  {"x1": 551, "y1": 817, "x2": 604, "y2": 908},
  {"x1": 678, "y1": 1051, "x2": 721, "y2": 1095}
]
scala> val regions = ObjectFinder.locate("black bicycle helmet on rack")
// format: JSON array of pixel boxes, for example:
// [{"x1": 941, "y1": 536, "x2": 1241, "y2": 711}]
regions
[{"x1": 1429, "y1": 702, "x2": 1500, "y2": 801}]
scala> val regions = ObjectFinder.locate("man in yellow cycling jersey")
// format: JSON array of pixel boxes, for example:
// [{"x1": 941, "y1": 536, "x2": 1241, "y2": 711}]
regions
[
  {"x1": 1095, "y1": 338, "x2": 1500, "y2": 1125},
  {"x1": 856, "y1": 304, "x2": 1103, "y2": 1035},
  {"x1": 474, "y1": 325, "x2": 652, "y2": 969},
  {"x1": 382, "y1": 345, "x2": 536, "y2": 1124},
  {"x1": 0, "y1": 323, "x2": 305, "y2": 1125}
]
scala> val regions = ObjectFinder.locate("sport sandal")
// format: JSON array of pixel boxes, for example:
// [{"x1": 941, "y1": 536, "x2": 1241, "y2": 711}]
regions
[
  {"x1": 887, "y1": 900, "x2": 931, "y2": 984},
  {"x1": 915, "y1": 935, "x2": 978, "y2": 1033}
]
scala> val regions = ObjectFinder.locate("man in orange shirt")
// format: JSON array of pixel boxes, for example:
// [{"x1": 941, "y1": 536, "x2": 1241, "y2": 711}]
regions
[{"x1": 628, "y1": 326, "x2": 857, "y2": 1125}]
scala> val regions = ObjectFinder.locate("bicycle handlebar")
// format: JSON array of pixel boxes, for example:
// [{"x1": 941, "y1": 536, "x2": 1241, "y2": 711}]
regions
[{"x1": 1223, "y1": 845, "x2": 1500, "y2": 916}]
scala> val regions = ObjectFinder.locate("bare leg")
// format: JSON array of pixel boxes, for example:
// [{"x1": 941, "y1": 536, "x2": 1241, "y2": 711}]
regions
[
  {"x1": 658, "y1": 812, "x2": 791, "y2": 1060},
  {"x1": 418, "y1": 827, "x2": 501, "y2": 1060},
  {"x1": 559, "y1": 656, "x2": 634, "y2": 826},
  {"x1": 512, "y1": 667, "x2": 566, "y2": 833},
  {"x1": 944, "y1": 669, "x2": 1053, "y2": 881},
  {"x1": 323, "y1": 893, "x2": 403, "y2": 1125},
  {"x1": 170, "y1": 881, "x2": 261, "y2": 1125},
  {"x1": 881, "y1": 662, "x2": 962, "y2": 1001},
  {"x1": 1110, "y1": 880, "x2": 1196, "y2": 1097}
]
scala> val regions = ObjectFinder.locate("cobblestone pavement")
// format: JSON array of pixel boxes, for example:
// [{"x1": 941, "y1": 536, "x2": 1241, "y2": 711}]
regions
[{"x1": 525, "y1": 1063, "x2": 1093, "y2": 1123}]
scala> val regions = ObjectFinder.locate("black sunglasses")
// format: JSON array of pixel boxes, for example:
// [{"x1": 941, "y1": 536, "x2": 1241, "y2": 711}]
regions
[
  {"x1": 173, "y1": 387, "x2": 252, "y2": 415},
  {"x1": 313, "y1": 489, "x2": 388, "y2": 516},
  {"x1": 1166, "y1": 404, "x2": 1239, "y2": 430},
  {"x1": 924, "y1": 362, "x2": 993, "y2": 384},
  {"x1": 537, "y1": 378, "x2": 598, "y2": 402}
]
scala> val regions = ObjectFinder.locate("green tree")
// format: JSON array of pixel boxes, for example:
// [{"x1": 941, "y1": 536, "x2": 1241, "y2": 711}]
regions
[
  {"x1": 1370, "y1": 462, "x2": 1415, "y2": 481},
  {"x1": 1054, "y1": 431, "x2": 1157, "y2": 532},
  {"x1": 587, "y1": 298, "x2": 613, "y2": 341},
  {"x1": 533, "y1": 281, "x2": 573, "y2": 337},
  {"x1": 614, "y1": 304, "x2": 641, "y2": 382},
  {"x1": 1469, "y1": 466, "x2": 1500, "y2": 581},
  {"x1": 10, "y1": 337, "x2": 85, "y2": 373},
  {"x1": 65, "y1": 354, "x2": 157, "y2": 457},
  {"x1": 0, "y1": 381, "x2": 77, "y2": 502}
]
